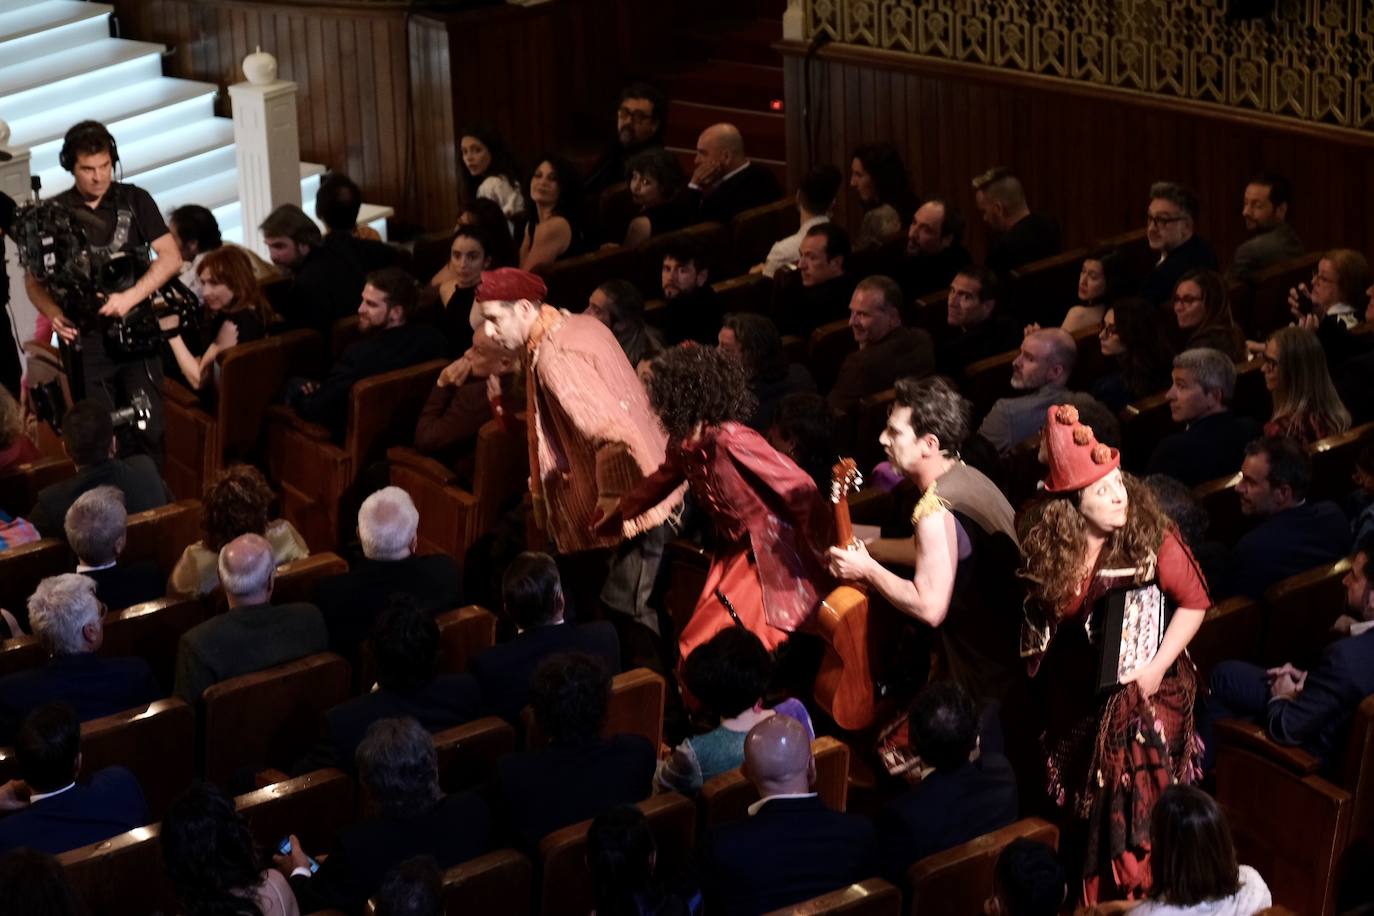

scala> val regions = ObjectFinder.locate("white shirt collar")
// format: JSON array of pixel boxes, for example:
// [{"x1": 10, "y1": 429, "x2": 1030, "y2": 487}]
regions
[
  {"x1": 718, "y1": 161, "x2": 751, "y2": 185},
  {"x1": 746, "y1": 791, "x2": 817, "y2": 816},
  {"x1": 30, "y1": 782, "x2": 77, "y2": 804},
  {"x1": 76, "y1": 560, "x2": 117, "y2": 573}
]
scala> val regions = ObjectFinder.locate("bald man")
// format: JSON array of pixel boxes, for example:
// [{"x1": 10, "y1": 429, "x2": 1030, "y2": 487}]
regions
[
  {"x1": 688, "y1": 122, "x2": 783, "y2": 225},
  {"x1": 975, "y1": 328, "x2": 1083, "y2": 454},
  {"x1": 702, "y1": 716, "x2": 877, "y2": 915},
  {"x1": 173, "y1": 533, "x2": 327, "y2": 703}
]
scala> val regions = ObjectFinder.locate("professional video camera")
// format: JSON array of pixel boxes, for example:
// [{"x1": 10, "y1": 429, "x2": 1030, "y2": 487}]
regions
[
  {"x1": 29, "y1": 379, "x2": 152, "y2": 435},
  {"x1": 12, "y1": 199, "x2": 200, "y2": 359}
]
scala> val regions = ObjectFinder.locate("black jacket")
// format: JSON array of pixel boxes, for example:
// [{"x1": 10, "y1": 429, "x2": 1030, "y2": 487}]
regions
[
  {"x1": 1146, "y1": 411, "x2": 1263, "y2": 487},
  {"x1": 82, "y1": 561, "x2": 165, "y2": 612},
  {"x1": 985, "y1": 212, "x2": 1061, "y2": 280},
  {"x1": 691, "y1": 162, "x2": 783, "y2": 225},
  {"x1": 471, "y1": 621, "x2": 620, "y2": 723},
  {"x1": 29, "y1": 457, "x2": 171, "y2": 540},
  {"x1": 936, "y1": 313, "x2": 1022, "y2": 377},
  {"x1": 1139, "y1": 234, "x2": 1219, "y2": 307},
  {"x1": 771, "y1": 272, "x2": 858, "y2": 339},
  {"x1": 660, "y1": 285, "x2": 722, "y2": 347},
  {"x1": 1228, "y1": 501, "x2": 1351, "y2": 600},
  {"x1": 313, "y1": 554, "x2": 462, "y2": 658},
  {"x1": 0, "y1": 653, "x2": 161, "y2": 745},
  {"x1": 0, "y1": 766, "x2": 147, "y2": 856},
  {"x1": 896, "y1": 243, "x2": 973, "y2": 301},
  {"x1": 284, "y1": 244, "x2": 366, "y2": 337}
]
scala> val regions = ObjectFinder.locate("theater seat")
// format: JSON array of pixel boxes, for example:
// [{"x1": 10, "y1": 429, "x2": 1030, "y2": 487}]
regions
[
  {"x1": 433, "y1": 716, "x2": 517, "y2": 793},
  {"x1": 663, "y1": 539, "x2": 710, "y2": 639},
  {"x1": 1188, "y1": 595, "x2": 1263, "y2": 681},
  {"x1": 78, "y1": 698, "x2": 194, "y2": 822},
  {"x1": 0, "y1": 538, "x2": 72, "y2": 627},
  {"x1": 1308, "y1": 421, "x2": 1374, "y2": 504},
  {"x1": 437, "y1": 849, "x2": 534, "y2": 916},
  {"x1": 269, "y1": 552, "x2": 351, "y2": 606},
  {"x1": 713, "y1": 272, "x2": 773, "y2": 316},
  {"x1": 961, "y1": 349, "x2": 1017, "y2": 421},
  {"x1": 59, "y1": 824, "x2": 174, "y2": 916},
  {"x1": 700, "y1": 736, "x2": 851, "y2": 828},
  {"x1": 1119, "y1": 391, "x2": 1174, "y2": 473},
  {"x1": 810, "y1": 319, "x2": 857, "y2": 393},
  {"x1": 1193, "y1": 472, "x2": 1252, "y2": 547},
  {"x1": 764, "y1": 878, "x2": 902, "y2": 916},
  {"x1": 1261, "y1": 558, "x2": 1352, "y2": 668},
  {"x1": 905, "y1": 818, "x2": 1058, "y2": 916},
  {"x1": 121, "y1": 499, "x2": 202, "y2": 575},
  {"x1": 0, "y1": 455, "x2": 75, "y2": 517},
  {"x1": 0, "y1": 633, "x2": 45, "y2": 679},
  {"x1": 436, "y1": 605, "x2": 499, "y2": 674},
  {"x1": 523, "y1": 668, "x2": 665, "y2": 751},
  {"x1": 100, "y1": 596, "x2": 209, "y2": 696},
  {"x1": 1248, "y1": 252, "x2": 1324, "y2": 339},
  {"x1": 236, "y1": 766, "x2": 355, "y2": 854}
]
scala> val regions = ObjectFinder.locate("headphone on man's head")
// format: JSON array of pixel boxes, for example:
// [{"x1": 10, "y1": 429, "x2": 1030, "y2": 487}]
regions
[{"x1": 59, "y1": 121, "x2": 120, "y2": 173}]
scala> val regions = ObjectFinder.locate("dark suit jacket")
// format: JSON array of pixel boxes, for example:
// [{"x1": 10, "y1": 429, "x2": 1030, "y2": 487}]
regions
[
  {"x1": 1338, "y1": 351, "x2": 1374, "y2": 425},
  {"x1": 876, "y1": 754, "x2": 1018, "y2": 881},
  {"x1": 1229, "y1": 222, "x2": 1303, "y2": 281},
  {"x1": 896, "y1": 243, "x2": 972, "y2": 301},
  {"x1": 704, "y1": 795, "x2": 878, "y2": 916},
  {"x1": 313, "y1": 554, "x2": 462, "y2": 658},
  {"x1": 0, "y1": 653, "x2": 161, "y2": 745},
  {"x1": 289, "y1": 791, "x2": 490, "y2": 913},
  {"x1": 771, "y1": 272, "x2": 858, "y2": 338},
  {"x1": 325, "y1": 232, "x2": 400, "y2": 274},
  {"x1": 495, "y1": 735, "x2": 655, "y2": 850},
  {"x1": 0, "y1": 766, "x2": 148, "y2": 856},
  {"x1": 471, "y1": 621, "x2": 620, "y2": 723},
  {"x1": 81, "y1": 561, "x2": 165, "y2": 611},
  {"x1": 692, "y1": 162, "x2": 783, "y2": 225},
  {"x1": 985, "y1": 212, "x2": 1061, "y2": 282},
  {"x1": 1229, "y1": 501, "x2": 1351, "y2": 600},
  {"x1": 661, "y1": 285, "x2": 722, "y2": 347},
  {"x1": 28, "y1": 457, "x2": 171, "y2": 539},
  {"x1": 1145, "y1": 411, "x2": 1263, "y2": 487},
  {"x1": 1267, "y1": 629, "x2": 1374, "y2": 766},
  {"x1": 1139, "y1": 234, "x2": 1220, "y2": 306},
  {"x1": 173, "y1": 601, "x2": 328, "y2": 704},
  {"x1": 935, "y1": 313, "x2": 1022, "y2": 377},
  {"x1": 828, "y1": 326, "x2": 935, "y2": 414},
  {"x1": 298, "y1": 323, "x2": 449, "y2": 439},
  {"x1": 285, "y1": 244, "x2": 366, "y2": 337}
]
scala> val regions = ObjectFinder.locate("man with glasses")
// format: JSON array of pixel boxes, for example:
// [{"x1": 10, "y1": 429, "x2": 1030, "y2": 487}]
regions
[
  {"x1": 1229, "y1": 173, "x2": 1302, "y2": 281},
  {"x1": 1140, "y1": 181, "x2": 1217, "y2": 306},
  {"x1": 584, "y1": 83, "x2": 667, "y2": 195}
]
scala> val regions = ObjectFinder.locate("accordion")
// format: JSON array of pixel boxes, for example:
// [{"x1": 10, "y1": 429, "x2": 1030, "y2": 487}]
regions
[{"x1": 1090, "y1": 575, "x2": 1174, "y2": 692}]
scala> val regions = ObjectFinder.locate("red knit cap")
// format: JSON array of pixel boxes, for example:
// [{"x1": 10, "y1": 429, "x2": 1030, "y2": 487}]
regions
[
  {"x1": 1041, "y1": 403, "x2": 1120, "y2": 494},
  {"x1": 476, "y1": 267, "x2": 547, "y2": 304}
]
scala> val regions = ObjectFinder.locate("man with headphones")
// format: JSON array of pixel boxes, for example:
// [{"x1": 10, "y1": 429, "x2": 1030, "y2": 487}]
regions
[{"x1": 24, "y1": 120, "x2": 182, "y2": 458}]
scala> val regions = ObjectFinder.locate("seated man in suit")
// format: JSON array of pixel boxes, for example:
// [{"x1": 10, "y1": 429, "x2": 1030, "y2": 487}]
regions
[
  {"x1": 0, "y1": 574, "x2": 159, "y2": 744},
  {"x1": 1205, "y1": 540, "x2": 1374, "y2": 770},
  {"x1": 495, "y1": 652, "x2": 655, "y2": 850},
  {"x1": 703, "y1": 714, "x2": 877, "y2": 915},
  {"x1": 27, "y1": 400, "x2": 171, "y2": 539},
  {"x1": 314, "y1": 486, "x2": 461, "y2": 658},
  {"x1": 259, "y1": 202, "x2": 365, "y2": 336},
  {"x1": 278, "y1": 717, "x2": 490, "y2": 913},
  {"x1": 876, "y1": 681, "x2": 1018, "y2": 881},
  {"x1": 1139, "y1": 181, "x2": 1218, "y2": 307},
  {"x1": 935, "y1": 267, "x2": 1022, "y2": 378},
  {"x1": 0, "y1": 702, "x2": 148, "y2": 855},
  {"x1": 827, "y1": 275, "x2": 935, "y2": 415},
  {"x1": 659, "y1": 239, "x2": 722, "y2": 346},
  {"x1": 173, "y1": 533, "x2": 328, "y2": 704},
  {"x1": 295, "y1": 598, "x2": 479, "y2": 775},
  {"x1": 472, "y1": 551, "x2": 620, "y2": 723},
  {"x1": 286, "y1": 266, "x2": 448, "y2": 440},
  {"x1": 770, "y1": 223, "x2": 858, "y2": 339},
  {"x1": 688, "y1": 122, "x2": 783, "y2": 225},
  {"x1": 64, "y1": 486, "x2": 163, "y2": 611},
  {"x1": 1147, "y1": 348, "x2": 1263, "y2": 486}
]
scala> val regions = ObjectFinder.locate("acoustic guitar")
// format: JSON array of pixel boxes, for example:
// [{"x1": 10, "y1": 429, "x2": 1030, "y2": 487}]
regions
[{"x1": 812, "y1": 457, "x2": 877, "y2": 731}]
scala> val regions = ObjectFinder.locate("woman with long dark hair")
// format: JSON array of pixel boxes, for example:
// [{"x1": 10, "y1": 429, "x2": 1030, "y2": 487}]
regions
[
  {"x1": 518, "y1": 155, "x2": 586, "y2": 272},
  {"x1": 588, "y1": 805, "x2": 700, "y2": 916},
  {"x1": 1092, "y1": 297, "x2": 1175, "y2": 412},
  {"x1": 849, "y1": 143, "x2": 917, "y2": 249},
  {"x1": 1170, "y1": 270, "x2": 1246, "y2": 361},
  {"x1": 1060, "y1": 250, "x2": 1130, "y2": 333},
  {"x1": 622, "y1": 149, "x2": 692, "y2": 247},
  {"x1": 458, "y1": 126, "x2": 524, "y2": 228}
]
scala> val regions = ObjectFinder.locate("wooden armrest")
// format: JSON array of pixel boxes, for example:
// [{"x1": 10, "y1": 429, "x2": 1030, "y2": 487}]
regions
[
  {"x1": 1214, "y1": 717, "x2": 1322, "y2": 775},
  {"x1": 162, "y1": 378, "x2": 201, "y2": 408},
  {"x1": 265, "y1": 404, "x2": 332, "y2": 442},
  {"x1": 386, "y1": 446, "x2": 459, "y2": 483}
]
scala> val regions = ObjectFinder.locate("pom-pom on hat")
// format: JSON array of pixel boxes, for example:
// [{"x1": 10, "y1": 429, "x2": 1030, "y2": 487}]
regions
[
  {"x1": 476, "y1": 267, "x2": 547, "y2": 304},
  {"x1": 1041, "y1": 403, "x2": 1120, "y2": 494}
]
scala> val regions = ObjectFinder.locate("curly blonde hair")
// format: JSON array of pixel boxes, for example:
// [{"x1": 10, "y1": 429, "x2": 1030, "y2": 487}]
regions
[{"x1": 1018, "y1": 472, "x2": 1172, "y2": 617}]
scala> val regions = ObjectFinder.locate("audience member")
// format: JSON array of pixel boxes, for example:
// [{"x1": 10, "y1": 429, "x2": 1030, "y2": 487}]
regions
[
  {"x1": 687, "y1": 123, "x2": 783, "y2": 224},
  {"x1": 0, "y1": 848, "x2": 88, "y2": 916},
  {"x1": 718, "y1": 312, "x2": 815, "y2": 431},
  {"x1": 458, "y1": 126, "x2": 524, "y2": 226},
  {"x1": 771, "y1": 222, "x2": 857, "y2": 338},
  {"x1": 374, "y1": 856, "x2": 443, "y2": 916},
  {"x1": 316, "y1": 172, "x2": 399, "y2": 271},
  {"x1": 972, "y1": 166, "x2": 1061, "y2": 280},
  {"x1": 1130, "y1": 786, "x2": 1271, "y2": 914},
  {"x1": 1207, "y1": 541, "x2": 1374, "y2": 771},
  {"x1": 519, "y1": 155, "x2": 586, "y2": 270},
  {"x1": 985, "y1": 838, "x2": 1066, "y2": 916},
  {"x1": 162, "y1": 781, "x2": 300, "y2": 916},
  {"x1": 896, "y1": 197, "x2": 973, "y2": 300},
  {"x1": 589, "y1": 805, "x2": 701, "y2": 916},
  {"x1": 173, "y1": 533, "x2": 328, "y2": 703},
  {"x1": 429, "y1": 225, "x2": 491, "y2": 356},
  {"x1": 1141, "y1": 181, "x2": 1218, "y2": 307},
  {"x1": 452, "y1": 199, "x2": 518, "y2": 269},
  {"x1": 586, "y1": 279, "x2": 664, "y2": 372},
  {"x1": 585, "y1": 82, "x2": 668, "y2": 195},
  {"x1": 1060, "y1": 249, "x2": 1130, "y2": 333},
  {"x1": 1147, "y1": 349, "x2": 1262, "y2": 487},
  {"x1": 0, "y1": 703, "x2": 147, "y2": 856},
  {"x1": 471, "y1": 551, "x2": 620, "y2": 722},
  {"x1": 1229, "y1": 173, "x2": 1302, "y2": 280},
  {"x1": 0, "y1": 385, "x2": 39, "y2": 473},
  {"x1": 169, "y1": 464, "x2": 308, "y2": 598},
  {"x1": 657, "y1": 627, "x2": 812, "y2": 795},
  {"x1": 1091, "y1": 297, "x2": 1174, "y2": 412},
  {"x1": 849, "y1": 142, "x2": 917, "y2": 249},
  {"x1": 1288, "y1": 248, "x2": 1372, "y2": 369},
  {"x1": 755, "y1": 164, "x2": 840, "y2": 277},
  {"x1": 1146, "y1": 474, "x2": 1231, "y2": 603},
  {"x1": 877, "y1": 681, "x2": 1017, "y2": 881},
  {"x1": 702, "y1": 714, "x2": 876, "y2": 915},
  {"x1": 827, "y1": 275, "x2": 935, "y2": 415},
  {"x1": 165, "y1": 246, "x2": 276, "y2": 393},
  {"x1": 936, "y1": 266, "x2": 1021, "y2": 377},
  {"x1": 27, "y1": 399, "x2": 171, "y2": 539},
  {"x1": 495, "y1": 653, "x2": 655, "y2": 850},
  {"x1": 281, "y1": 717, "x2": 490, "y2": 913},
  {"x1": 168, "y1": 202, "x2": 224, "y2": 300},
  {"x1": 260, "y1": 203, "x2": 365, "y2": 335},
  {"x1": 659, "y1": 239, "x2": 722, "y2": 345},
  {"x1": 1261, "y1": 325, "x2": 1351, "y2": 445},
  {"x1": 622, "y1": 149, "x2": 693, "y2": 246},
  {"x1": 1228, "y1": 436, "x2": 1349, "y2": 599},
  {"x1": 1170, "y1": 269, "x2": 1247, "y2": 361},
  {"x1": 0, "y1": 574, "x2": 158, "y2": 744},
  {"x1": 297, "y1": 598, "x2": 479, "y2": 775},
  {"x1": 313, "y1": 487, "x2": 461, "y2": 657},
  {"x1": 767, "y1": 392, "x2": 836, "y2": 492},
  {"x1": 65, "y1": 486, "x2": 163, "y2": 610},
  {"x1": 976, "y1": 328, "x2": 1078, "y2": 454}
]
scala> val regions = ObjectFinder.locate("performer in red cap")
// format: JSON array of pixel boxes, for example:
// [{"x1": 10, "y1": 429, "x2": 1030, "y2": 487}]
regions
[
  {"x1": 474, "y1": 267, "x2": 682, "y2": 651},
  {"x1": 1019, "y1": 404, "x2": 1209, "y2": 905}
]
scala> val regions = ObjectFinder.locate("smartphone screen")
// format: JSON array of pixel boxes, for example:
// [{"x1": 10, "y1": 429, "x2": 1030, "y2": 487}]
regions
[{"x1": 277, "y1": 837, "x2": 320, "y2": 874}]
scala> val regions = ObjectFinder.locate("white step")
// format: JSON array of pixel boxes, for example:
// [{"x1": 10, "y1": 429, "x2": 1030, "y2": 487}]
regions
[
  {"x1": 12, "y1": 77, "x2": 217, "y2": 154},
  {"x1": 0, "y1": 37, "x2": 165, "y2": 121},
  {"x1": 0, "y1": 1, "x2": 110, "y2": 66},
  {"x1": 35, "y1": 116, "x2": 234, "y2": 195}
]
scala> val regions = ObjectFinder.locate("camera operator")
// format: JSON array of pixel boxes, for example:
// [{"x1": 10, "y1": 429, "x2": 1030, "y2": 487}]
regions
[{"x1": 22, "y1": 121, "x2": 181, "y2": 458}]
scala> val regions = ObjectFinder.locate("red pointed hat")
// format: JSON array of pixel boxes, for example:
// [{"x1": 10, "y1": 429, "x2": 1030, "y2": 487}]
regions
[
  {"x1": 476, "y1": 267, "x2": 547, "y2": 303},
  {"x1": 1041, "y1": 403, "x2": 1120, "y2": 494}
]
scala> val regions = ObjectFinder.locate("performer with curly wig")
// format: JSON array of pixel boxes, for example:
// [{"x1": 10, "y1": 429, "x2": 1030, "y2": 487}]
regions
[
  {"x1": 596, "y1": 344, "x2": 832, "y2": 660},
  {"x1": 1019, "y1": 404, "x2": 1209, "y2": 905}
]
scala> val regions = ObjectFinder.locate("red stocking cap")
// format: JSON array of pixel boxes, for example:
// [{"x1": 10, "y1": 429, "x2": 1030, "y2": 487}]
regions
[{"x1": 1041, "y1": 403, "x2": 1120, "y2": 493}]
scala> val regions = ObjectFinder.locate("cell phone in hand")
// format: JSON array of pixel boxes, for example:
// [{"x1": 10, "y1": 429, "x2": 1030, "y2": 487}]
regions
[
  {"x1": 277, "y1": 836, "x2": 320, "y2": 874},
  {"x1": 1295, "y1": 287, "x2": 1315, "y2": 315}
]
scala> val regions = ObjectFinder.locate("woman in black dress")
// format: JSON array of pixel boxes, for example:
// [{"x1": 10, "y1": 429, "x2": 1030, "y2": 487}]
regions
[{"x1": 165, "y1": 246, "x2": 274, "y2": 395}]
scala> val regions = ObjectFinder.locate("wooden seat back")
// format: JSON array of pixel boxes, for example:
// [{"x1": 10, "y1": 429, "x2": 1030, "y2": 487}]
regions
[
  {"x1": 162, "y1": 379, "x2": 215, "y2": 499},
  {"x1": 0, "y1": 538, "x2": 72, "y2": 627},
  {"x1": 809, "y1": 319, "x2": 857, "y2": 393},
  {"x1": 903, "y1": 288, "x2": 949, "y2": 336},
  {"x1": 0, "y1": 634, "x2": 46, "y2": 679},
  {"x1": 1094, "y1": 227, "x2": 1153, "y2": 281},
  {"x1": 1006, "y1": 247, "x2": 1087, "y2": 327},
  {"x1": 1231, "y1": 357, "x2": 1270, "y2": 423},
  {"x1": 1193, "y1": 472, "x2": 1252, "y2": 547},
  {"x1": 1261, "y1": 558, "x2": 1352, "y2": 668},
  {"x1": 59, "y1": 825, "x2": 175, "y2": 916},
  {"x1": 523, "y1": 667, "x2": 666, "y2": 751},
  {"x1": 100, "y1": 597, "x2": 209, "y2": 696},
  {"x1": 714, "y1": 272, "x2": 773, "y2": 315},
  {"x1": 270, "y1": 552, "x2": 350, "y2": 606},
  {"x1": 537, "y1": 792, "x2": 695, "y2": 916},
  {"x1": 961, "y1": 349, "x2": 1017, "y2": 421},
  {"x1": 121, "y1": 499, "x2": 201, "y2": 575},
  {"x1": 906, "y1": 818, "x2": 1059, "y2": 916},
  {"x1": 1068, "y1": 324, "x2": 1104, "y2": 392},
  {"x1": 220, "y1": 331, "x2": 323, "y2": 456},
  {"x1": 853, "y1": 387, "x2": 897, "y2": 472},
  {"x1": 1308, "y1": 421, "x2": 1374, "y2": 504},
  {"x1": 1188, "y1": 596, "x2": 1263, "y2": 681},
  {"x1": 766, "y1": 878, "x2": 902, "y2": 916},
  {"x1": 440, "y1": 849, "x2": 534, "y2": 916},
  {"x1": 331, "y1": 314, "x2": 364, "y2": 361},
  {"x1": 201, "y1": 652, "x2": 352, "y2": 785},
  {"x1": 236, "y1": 766, "x2": 355, "y2": 854},
  {"x1": 699, "y1": 736, "x2": 850, "y2": 828},
  {"x1": 0, "y1": 455, "x2": 75, "y2": 516},
  {"x1": 1339, "y1": 695, "x2": 1374, "y2": 853},
  {"x1": 730, "y1": 200, "x2": 799, "y2": 274},
  {"x1": 79, "y1": 698, "x2": 194, "y2": 822},
  {"x1": 436, "y1": 605, "x2": 498, "y2": 674},
  {"x1": 1119, "y1": 392, "x2": 1175, "y2": 472},
  {"x1": 433, "y1": 716, "x2": 517, "y2": 793},
  {"x1": 1249, "y1": 252, "x2": 1324, "y2": 338},
  {"x1": 347, "y1": 359, "x2": 448, "y2": 474},
  {"x1": 539, "y1": 244, "x2": 641, "y2": 311}
]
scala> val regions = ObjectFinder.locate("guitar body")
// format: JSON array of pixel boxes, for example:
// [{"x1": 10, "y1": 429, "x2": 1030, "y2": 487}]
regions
[{"x1": 812, "y1": 584, "x2": 875, "y2": 730}]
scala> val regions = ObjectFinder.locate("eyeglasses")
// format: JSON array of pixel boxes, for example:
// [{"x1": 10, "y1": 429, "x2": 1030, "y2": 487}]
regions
[
  {"x1": 1172, "y1": 294, "x2": 1203, "y2": 305},
  {"x1": 1147, "y1": 213, "x2": 1186, "y2": 227},
  {"x1": 617, "y1": 106, "x2": 654, "y2": 123}
]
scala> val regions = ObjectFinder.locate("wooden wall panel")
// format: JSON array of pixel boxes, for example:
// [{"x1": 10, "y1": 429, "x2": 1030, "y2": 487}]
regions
[{"x1": 782, "y1": 43, "x2": 1374, "y2": 268}]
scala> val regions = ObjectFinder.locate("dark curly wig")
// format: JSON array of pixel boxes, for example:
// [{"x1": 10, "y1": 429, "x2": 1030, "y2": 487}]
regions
[{"x1": 646, "y1": 345, "x2": 757, "y2": 442}]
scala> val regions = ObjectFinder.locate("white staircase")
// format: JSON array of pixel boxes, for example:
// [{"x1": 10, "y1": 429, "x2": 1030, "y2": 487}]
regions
[{"x1": 0, "y1": 0, "x2": 392, "y2": 243}]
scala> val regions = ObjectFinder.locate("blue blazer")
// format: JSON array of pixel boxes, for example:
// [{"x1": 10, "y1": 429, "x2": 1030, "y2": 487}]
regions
[
  {"x1": 0, "y1": 653, "x2": 161, "y2": 745},
  {"x1": 1268, "y1": 629, "x2": 1374, "y2": 766},
  {"x1": 472, "y1": 621, "x2": 620, "y2": 723},
  {"x1": 0, "y1": 766, "x2": 148, "y2": 856}
]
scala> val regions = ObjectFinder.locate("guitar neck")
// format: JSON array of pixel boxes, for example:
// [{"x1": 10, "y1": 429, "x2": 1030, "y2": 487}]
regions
[{"x1": 834, "y1": 497, "x2": 855, "y2": 549}]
